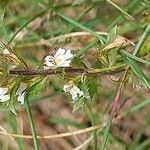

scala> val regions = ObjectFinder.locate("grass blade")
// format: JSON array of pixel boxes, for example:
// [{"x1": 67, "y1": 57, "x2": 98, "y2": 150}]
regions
[
  {"x1": 25, "y1": 98, "x2": 39, "y2": 150},
  {"x1": 8, "y1": 7, "x2": 50, "y2": 44},
  {"x1": 106, "y1": 0, "x2": 134, "y2": 21},
  {"x1": 126, "y1": 56, "x2": 150, "y2": 90},
  {"x1": 121, "y1": 50, "x2": 150, "y2": 65},
  {"x1": 133, "y1": 24, "x2": 150, "y2": 56},
  {"x1": 100, "y1": 118, "x2": 112, "y2": 150}
]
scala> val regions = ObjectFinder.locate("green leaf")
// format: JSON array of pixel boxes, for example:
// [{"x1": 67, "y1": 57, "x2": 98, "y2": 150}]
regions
[
  {"x1": 139, "y1": 37, "x2": 150, "y2": 57},
  {"x1": 126, "y1": 56, "x2": 150, "y2": 90},
  {"x1": 108, "y1": 25, "x2": 118, "y2": 41},
  {"x1": 71, "y1": 56, "x2": 86, "y2": 67},
  {"x1": 87, "y1": 76, "x2": 99, "y2": 99},
  {"x1": 108, "y1": 48, "x2": 121, "y2": 66},
  {"x1": 121, "y1": 49, "x2": 150, "y2": 66},
  {"x1": 72, "y1": 97, "x2": 87, "y2": 112},
  {"x1": 98, "y1": 52, "x2": 109, "y2": 66},
  {"x1": 26, "y1": 77, "x2": 46, "y2": 100}
]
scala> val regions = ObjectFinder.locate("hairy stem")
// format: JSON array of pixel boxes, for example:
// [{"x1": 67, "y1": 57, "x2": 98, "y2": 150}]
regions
[{"x1": 9, "y1": 64, "x2": 126, "y2": 76}]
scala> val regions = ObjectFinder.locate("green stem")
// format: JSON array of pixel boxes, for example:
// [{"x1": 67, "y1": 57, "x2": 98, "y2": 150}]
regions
[
  {"x1": 87, "y1": 63, "x2": 126, "y2": 74},
  {"x1": 133, "y1": 24, "x2": 150, "y2": 56},
  {"x1": 9, "y1": 63, "x2": 126, "y2": 76},
  {"x1": 25, "y1": 99, "x2": 39, "y2": 150}
]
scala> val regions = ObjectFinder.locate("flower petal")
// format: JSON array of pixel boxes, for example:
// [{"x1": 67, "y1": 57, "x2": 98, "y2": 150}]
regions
[
  {"x1": 44, "y1": 55, "x2": 53, "y2": 61},
  {"x1": 44, "y1": 66, "x2": 50, "y2": 70},
  {"x1": 60, "y1": 60, "x2": 71, "y2": 67},
  {"x1": 17, "y1": 92, "x2": 25, "y2": 105},
  {"x1": 3, "y1": 49, "x2": 10, "y2": 55},
  {"x1": 0, "y1": 87, "x2": 8, "y2": 95},
  {"x1": 0, "y1": 94, "x2": 10, "y2": 102},
  {"x1": 79, "y1": 91, "x2": 84, "y2": 97},
  {"x1": 63, "y1": 50, "x2": 73, "y2": 60},
  {"x1": 54, "y1": 48, "x2": 65, "y2": 58},
  {"x1": 63, "y1": 83, "x2": 72, "y2": 92},
  {"x1": 70, "y1": 90, "x2": 78, "y2": 100},
  {"x1": 63, "y1": 84, "x2": 68, "y2": 92},
  {"x1": 16, "y1": 82, "x2": 27, "y2": 95},
  {"x1": 63, "y1": 81, "x2": 84, "y2": 100},
  {"x1": 44, "y1": 61, "x2": 55, "y2": 67}
]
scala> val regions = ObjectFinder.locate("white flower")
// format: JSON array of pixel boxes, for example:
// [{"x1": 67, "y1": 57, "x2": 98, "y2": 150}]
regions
[
  {"x1": 63, "y1": 81, "x2": 84, "y2": 100},
  {"x1": 44, "y1": 48, "x2": 73, "y2": 69},
  {"x1": 3, "y1": 49, "x2": 10, "y2": 55},
  {"x1": 0, "y1": 87, "x2": 10, "y2": 102},
  {"x1": 16, "y1": 82, "x2": 27, "y2": 105}
]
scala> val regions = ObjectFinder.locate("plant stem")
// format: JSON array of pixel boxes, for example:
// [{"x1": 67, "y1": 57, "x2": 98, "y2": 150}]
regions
[
  {"x1": 9, "y1": 64, "x2": 126, "y2": 76},
  {"x1": 25, "y1": 98, "x2": 39, "y2": 150}
]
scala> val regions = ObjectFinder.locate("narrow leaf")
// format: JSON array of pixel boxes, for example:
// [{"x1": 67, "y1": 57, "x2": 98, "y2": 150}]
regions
[{"x1": 126, "y1": 56, "x2": 150, "y2": 90}]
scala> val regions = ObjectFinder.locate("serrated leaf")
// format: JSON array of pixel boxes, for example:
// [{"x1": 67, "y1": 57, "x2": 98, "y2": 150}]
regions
[
  {"x1": 72, "y1": 56, "x2": 86, "y2": 68},
  {"x1": 87, "y1": 76, "x2": 99, "y2": 98},
  {"x1": 108, "y1": 48, "x2": 120, "y2": 66}
]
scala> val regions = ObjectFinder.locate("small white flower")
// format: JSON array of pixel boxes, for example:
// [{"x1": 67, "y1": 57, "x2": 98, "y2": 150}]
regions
[
  {"x1": 16, "y1": 82, "x2": 27, "y2": 105},
  {"x1": 63, "y1": 81, "x2": 84, "y2": 100},
  {"x1": 0, "y1": 87, "x2": 10, "y2": 102},
  {"x1": 44, "y1": 48, "x2": 73, "y2": 69},
  {"x1": 3, "y1": 49, "x2": 10, "y2": 55}
]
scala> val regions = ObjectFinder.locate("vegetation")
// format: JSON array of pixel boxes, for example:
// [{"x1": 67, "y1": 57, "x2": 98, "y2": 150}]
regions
[{"x1": 0, "y1": 0, "x2": 150, "y2": 149}]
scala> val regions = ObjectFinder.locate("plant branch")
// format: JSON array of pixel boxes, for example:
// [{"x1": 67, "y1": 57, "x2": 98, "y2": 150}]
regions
[
  {"x1": 9, "y1": 64, "x2": 126, "y2": 76},
  {"x1": 109, "y1": 23, "x2": 150, "y2": 117}
]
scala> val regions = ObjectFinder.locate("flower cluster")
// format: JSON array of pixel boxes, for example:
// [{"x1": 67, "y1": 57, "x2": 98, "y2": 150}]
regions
[
  {"x1": 1, "y1": 48, "x2": 85, "y2": 107},
  {"x1": 0, "y1": 82, "x2": 27, "y2": 105},
  {"x1": 44, "y1": 48, "x2": 85, "y2": 100}
]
